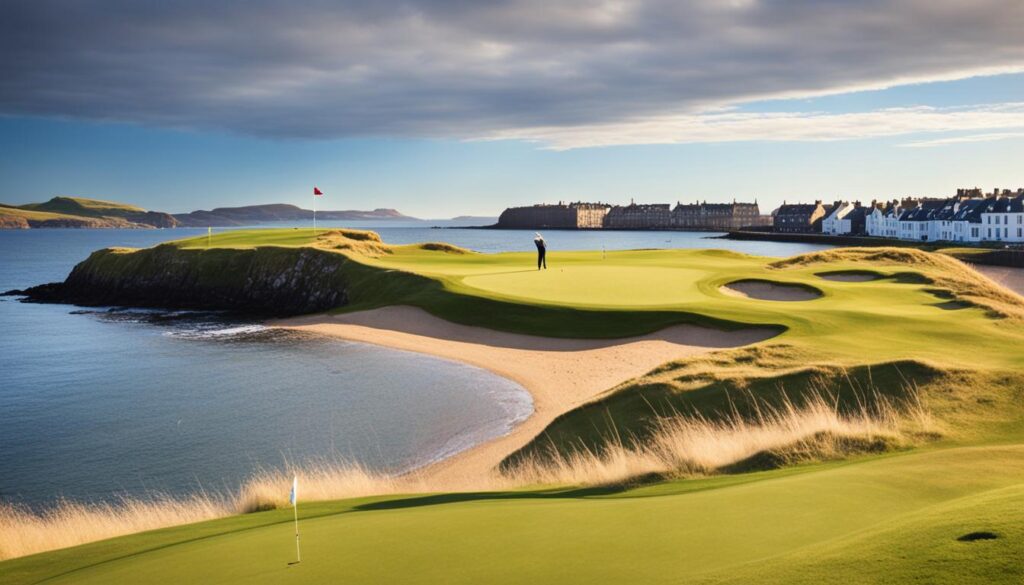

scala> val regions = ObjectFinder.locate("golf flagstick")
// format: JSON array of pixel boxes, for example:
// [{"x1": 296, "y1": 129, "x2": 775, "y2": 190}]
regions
[
  {"x1": 290, "y1": 475, "x2": 301, "y2": 565},
  {"x1": 312, "y1": 186, "x2": 324, "y2": 235}
]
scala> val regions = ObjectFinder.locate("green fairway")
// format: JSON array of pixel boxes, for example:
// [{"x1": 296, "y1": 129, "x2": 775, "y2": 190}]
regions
[{"x1": 5, "y1": 228, "x2": 1023, "y2": 583}]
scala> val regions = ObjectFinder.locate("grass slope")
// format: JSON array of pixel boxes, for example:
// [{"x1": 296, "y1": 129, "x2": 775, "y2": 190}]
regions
[
  {"x1": 5, "y1": 228, "x2": 1022, "y2": 583},
  {"x1": 20, "y1": 196, "x2": 146, "y2": 216},
  {"x1": 3, "y1": 446, "x2": 1021, "y2": 584}
]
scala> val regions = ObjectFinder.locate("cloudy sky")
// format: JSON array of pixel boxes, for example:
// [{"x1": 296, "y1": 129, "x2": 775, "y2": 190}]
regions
[{"x1": 2, "y1": 0, "x2": 1023, "y2": 216}]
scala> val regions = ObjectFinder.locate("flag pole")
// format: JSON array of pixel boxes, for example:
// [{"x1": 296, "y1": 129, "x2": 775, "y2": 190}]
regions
[
  {"x1": 293, "y1": 497, "x2": 301, "y2": 563},
  {"x1": 312, "y1": 190, "x2": 317, "y2": 236},
  {"x1": 290, "y1": 475, "x2": 301, "y2": 565}
]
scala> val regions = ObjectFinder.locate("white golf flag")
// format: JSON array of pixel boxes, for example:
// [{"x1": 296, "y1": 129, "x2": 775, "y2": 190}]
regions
[{"x1": 289, "y1": 476, "x2": 297, "y2": 507}]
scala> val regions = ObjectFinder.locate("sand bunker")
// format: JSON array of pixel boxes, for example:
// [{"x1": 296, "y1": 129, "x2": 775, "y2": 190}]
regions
[
  {"x1": 721, "y1": 279, "x2": 822, "y2": 301},
  {"x1": 817, "y1": 271, "x2": 883, "y2": 283},
  {"x1": 273, "y1": 306, "x2": 778, "y2": 484}
]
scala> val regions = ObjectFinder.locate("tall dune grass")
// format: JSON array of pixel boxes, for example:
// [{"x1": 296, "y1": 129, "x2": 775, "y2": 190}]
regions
[
  {"x1": 0, "y1": 392, "x2": 933, "y2": 561},
  {"x1": 504, "y1": 391, "x2": 933, "y2": 487},
  {"x1": 0, "y1": 494, "x2": 231, "y2": 562}
]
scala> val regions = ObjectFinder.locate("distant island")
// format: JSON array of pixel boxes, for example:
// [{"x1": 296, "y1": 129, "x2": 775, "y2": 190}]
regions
[
  {"x1": 172, "y1": 203, "x2": 413, "y2": 227},
  {"x1": 0, "y1": 197, "x2": 178, "y2": 229},
  {"x1": 0, "y1": 196, "x2": 420, "y2": 229}
]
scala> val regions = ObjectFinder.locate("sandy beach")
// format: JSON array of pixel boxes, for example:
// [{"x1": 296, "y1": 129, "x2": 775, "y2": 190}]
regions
[
  {"x1": 274, "y1": 306, "x2": 777, "y2": 484},
  {"x1": 971, "y1": 264, "x2": 1024, "y2": 297}
]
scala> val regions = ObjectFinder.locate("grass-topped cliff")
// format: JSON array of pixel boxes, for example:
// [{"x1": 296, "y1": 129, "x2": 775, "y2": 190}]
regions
[{"x1": 4, "y1": 228, "x2": 1024, "y2": 584}]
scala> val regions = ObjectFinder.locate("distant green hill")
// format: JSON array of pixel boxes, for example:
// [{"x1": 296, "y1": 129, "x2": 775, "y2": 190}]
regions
[{"x1": 1, "y1": 196, "x2": 177, "y2": 228}]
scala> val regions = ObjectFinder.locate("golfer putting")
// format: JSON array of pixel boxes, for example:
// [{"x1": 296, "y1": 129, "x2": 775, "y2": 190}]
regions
[{"x1": 534, "y1": 232, "x2": 547, "y2": 270}]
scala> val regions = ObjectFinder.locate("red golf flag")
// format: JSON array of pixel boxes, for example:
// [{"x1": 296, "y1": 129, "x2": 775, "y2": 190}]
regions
[{"x1": 313, "y1": 186, "x2": 323, "y2": 196}]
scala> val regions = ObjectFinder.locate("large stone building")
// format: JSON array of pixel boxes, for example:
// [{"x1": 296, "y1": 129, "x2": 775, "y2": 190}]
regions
[
  {"x1": 672, "y1": 200, "x2": 768, "y2": 230},
  {"x1": 773, "y1": 201, "x2": 829, "y2": 233},
  {"x1": 604, "y1": 201, "x2": 672, "y2": 229},
  {"x1": 496, "y1": 202, "x2": 610, "y2": 229}
]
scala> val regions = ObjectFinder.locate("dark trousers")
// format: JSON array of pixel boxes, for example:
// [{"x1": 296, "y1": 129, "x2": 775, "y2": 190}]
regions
[{"x1": 537, "y1": 248, "x2": 546, "y2": 269}]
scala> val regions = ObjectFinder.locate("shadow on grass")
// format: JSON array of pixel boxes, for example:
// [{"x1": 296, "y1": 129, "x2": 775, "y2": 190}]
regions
[{"x1": 352, "y1": 483, "x2": 641, "y2": 512}]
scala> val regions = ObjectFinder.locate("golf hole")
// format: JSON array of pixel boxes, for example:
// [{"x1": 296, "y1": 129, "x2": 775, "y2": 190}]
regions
[{"x1": 957, "y1": 531, "x2": 999, "y2": 542}]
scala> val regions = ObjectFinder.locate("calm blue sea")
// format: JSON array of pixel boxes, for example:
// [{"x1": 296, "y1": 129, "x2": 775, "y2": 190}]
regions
[{"x1": 0, "y1": 225, "x2": 828, "y2": 508}]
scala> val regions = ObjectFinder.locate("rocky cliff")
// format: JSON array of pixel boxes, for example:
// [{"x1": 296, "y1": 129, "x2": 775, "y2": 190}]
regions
[
  {"x1": 12, "y1": 245, "x2": 353, "y2": 315},
  {"x1": 0, "y1": 215, "x2": 29, "y2": 229}
]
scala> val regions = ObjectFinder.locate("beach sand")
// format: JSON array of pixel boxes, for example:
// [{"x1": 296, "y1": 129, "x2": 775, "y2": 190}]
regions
[
  {"x1": 971, "y1": 264, "x2": 1024, "y2": 297},
  {"x1": 273, "y1": 306, "x2": 777, "y2": 485}
]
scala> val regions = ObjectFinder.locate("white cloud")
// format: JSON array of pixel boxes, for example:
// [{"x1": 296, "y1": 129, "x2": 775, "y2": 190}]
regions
[
  {"x1": 1, "y1": 1, "x2": 1023, "y2": 139},
  {"x1": 483, "y1": 103, "x2": 1024, "y2": 149},
  {"x1": 898, "y1": 132, "x2": 1024, "y2": 148}
]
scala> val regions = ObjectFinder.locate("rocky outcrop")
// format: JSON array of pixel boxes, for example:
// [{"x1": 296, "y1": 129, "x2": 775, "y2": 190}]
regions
[
  {"x1": 119, "y1": 210, "x2": 178, "y2": 228},
  {"x1": 12, "y1": 245, "x2": 353, "y2": 315},
  {"x1": 0, "y1": 215, "x2": 29, "y2": 229}
]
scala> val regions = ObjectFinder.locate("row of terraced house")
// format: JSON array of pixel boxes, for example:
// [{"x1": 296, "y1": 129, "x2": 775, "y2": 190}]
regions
[
  {"x1": 495, "y1": 199, "x2": 771, "y2": 230},
  {"x1": 774, "y1": 188, "x2": 1024, "y2": 243}
]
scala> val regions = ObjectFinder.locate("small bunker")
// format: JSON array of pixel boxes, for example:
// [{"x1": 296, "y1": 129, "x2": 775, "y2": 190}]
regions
[
  {"x1": 720, "y1": 279, "x2": 822, "y2": 302},
  {"x1": 817, "y1": 270, "x2": 883, "y2": 283}
]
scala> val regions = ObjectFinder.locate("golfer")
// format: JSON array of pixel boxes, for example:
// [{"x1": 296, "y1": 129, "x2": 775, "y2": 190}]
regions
[{"x1": 534, "y1": 233, "x2": 547, "y2": 270}]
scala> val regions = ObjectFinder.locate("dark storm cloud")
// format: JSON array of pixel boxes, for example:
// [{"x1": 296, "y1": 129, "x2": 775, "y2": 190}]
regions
[{"x1": 2, "y1": 0, "x2": 1023, "y2": 141}]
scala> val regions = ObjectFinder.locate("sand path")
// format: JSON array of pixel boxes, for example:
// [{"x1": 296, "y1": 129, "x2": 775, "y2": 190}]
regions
[{"x1": 273, "y1": 306, "x2": 777, "y2": 485}]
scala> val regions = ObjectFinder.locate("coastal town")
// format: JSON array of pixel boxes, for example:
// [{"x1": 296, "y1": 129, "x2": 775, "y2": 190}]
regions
[{"x1": 496, "y1": 187, "x2": 1024, "y2": 244}]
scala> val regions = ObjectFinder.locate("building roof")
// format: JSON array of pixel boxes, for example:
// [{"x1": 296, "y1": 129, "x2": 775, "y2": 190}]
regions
[
  {"x1": 899, "y1": 199, "x2": 945, "y2": 222},
  {"x1": 823, "y1": 201, "x2": 851, "y2": 221},
  {"x1": 951, "y1": 198, "x2": 988, "y2": 223},
  {"x1": 844, "y1": 206, "x2": 870, "y2": 222},
  {"x1": 776, "y1": 203, "x2": 821, "y2": 215}
]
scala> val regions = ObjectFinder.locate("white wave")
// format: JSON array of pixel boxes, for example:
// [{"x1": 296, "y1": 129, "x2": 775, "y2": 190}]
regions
[{"x1": 164, "y1": 324, "x2": 269, "y2": 339}]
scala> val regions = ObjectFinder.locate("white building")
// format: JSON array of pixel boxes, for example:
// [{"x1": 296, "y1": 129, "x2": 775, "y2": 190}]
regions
[
  {"x1": 980, "y1": 194, "x2": 1024, "y2": 243},
  {"x1": 950, "y1": 199, "x2": 986, "y2": 243},
  {"x1": 898, "y1": 200, "x2": 944, "y2": 241},
  {"x1": 821, "y1": 201, "x2": 853, "y2": 235},
  {"x1": 866, "y1": 200, "x2": 901, "y2": 238}
]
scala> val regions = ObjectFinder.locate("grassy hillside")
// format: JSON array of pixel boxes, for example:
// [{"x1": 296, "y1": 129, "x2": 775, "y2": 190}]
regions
[
  {"x1": 4, "y1": 196, "x2": 176, "y2": 228},
  {"x1": 19, "y1": 196, "x2": 146, "y2": 216},
  {"x1": 4, "y1": 228, "x2": 1023, "y2": 583},
  {"x1": 0, "y1": 204, "x2": 140, "y2": 228}
]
